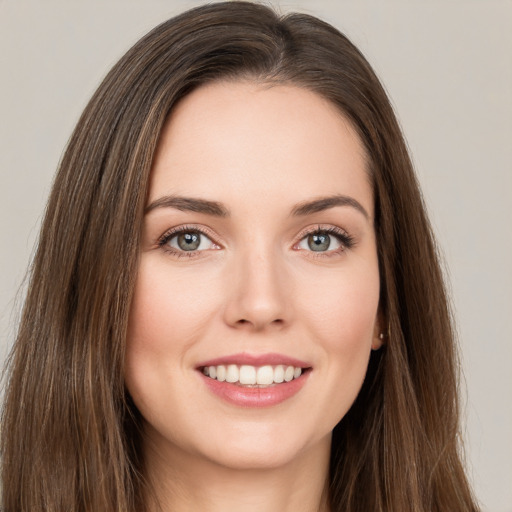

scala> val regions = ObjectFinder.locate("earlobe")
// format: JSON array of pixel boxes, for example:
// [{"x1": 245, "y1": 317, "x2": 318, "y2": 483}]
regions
[
  {"x1": 372, "y1": 331, "x2": 385, "y2": 350},
  {"x1": 372, "y1": 313, "x2": 387, "y2": 350}
]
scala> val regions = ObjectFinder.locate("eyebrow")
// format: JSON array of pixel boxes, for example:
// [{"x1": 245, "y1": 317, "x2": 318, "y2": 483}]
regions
[
  {"x1": 291, "y1": 195, "x2": 369, "y2": 220},
  {"x1": 145, "y1": 195, "x2": 229, "y2": 217},
  {"x1": 145, "y1": 194, "x2": 369, "y2": 220}
]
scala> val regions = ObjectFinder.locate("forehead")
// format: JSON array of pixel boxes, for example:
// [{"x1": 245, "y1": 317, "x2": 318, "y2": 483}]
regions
[{"x1": 149, "y1": 81, "x2": 373, "y2": 218}]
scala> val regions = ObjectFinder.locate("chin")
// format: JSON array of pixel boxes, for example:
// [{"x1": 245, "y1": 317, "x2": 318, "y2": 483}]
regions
[{"x1": 196, "y1": 425, "x2": 331, "y2": 471}]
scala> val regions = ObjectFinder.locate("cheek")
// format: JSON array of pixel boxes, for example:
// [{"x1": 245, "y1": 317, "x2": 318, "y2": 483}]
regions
[
  {"x1": 126, "y1": 258, "x2": 220, "y2": 351},
  {"x1": 300, "y1": 263, "x2": 380, "y2": 347},
  {"x1": 296, "y1": 262, "x2": 380, "y2": 418},
  {"x1": 124, "y1": 258, "x2": 221, "y2": 406}
]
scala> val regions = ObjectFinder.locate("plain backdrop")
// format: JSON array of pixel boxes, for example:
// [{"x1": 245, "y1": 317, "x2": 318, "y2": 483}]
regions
[{"x1": 1, "y1": 1, "x2": 511, "y2": 510}]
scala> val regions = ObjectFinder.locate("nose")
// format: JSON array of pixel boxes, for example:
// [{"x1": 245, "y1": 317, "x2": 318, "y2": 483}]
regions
[{"x1": 223, "y1": 245, "x2": 291, "y2": 332}]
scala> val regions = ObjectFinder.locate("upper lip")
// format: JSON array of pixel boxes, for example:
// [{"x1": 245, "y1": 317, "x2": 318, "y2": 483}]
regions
[{"x1": 196, "y1": 352, "x2": 311, "y2": 369}]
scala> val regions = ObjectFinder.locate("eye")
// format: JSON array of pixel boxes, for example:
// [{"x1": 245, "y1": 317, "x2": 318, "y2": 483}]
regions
[
  {"x1": 158, "y1": 227, "x2": 219, "y2": 255},
  {"x1": 296, "y1": 227, "x2": 354, "y2": 254}
]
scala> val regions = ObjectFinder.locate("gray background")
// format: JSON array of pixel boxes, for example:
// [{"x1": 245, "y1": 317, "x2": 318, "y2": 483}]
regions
[{"x1": 1, "y1": 1, "x2": 511, "y2": 510}]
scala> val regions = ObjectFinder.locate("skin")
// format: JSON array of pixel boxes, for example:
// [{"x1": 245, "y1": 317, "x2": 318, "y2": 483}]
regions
[{"x1": 125, "y1": 81, "x2": 382, "y2": 512}]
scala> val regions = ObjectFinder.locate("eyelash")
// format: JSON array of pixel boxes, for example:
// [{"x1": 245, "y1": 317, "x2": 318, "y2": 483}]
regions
[
  {"x1": 156, "y1": 224, "x2": 355, "y2": 259},
  {"x1": 157, "y1": 225, "x2": 219, "y2": 259},
  {"x1": 295, "y1": 225, "x2": 355, "y2": 258}
]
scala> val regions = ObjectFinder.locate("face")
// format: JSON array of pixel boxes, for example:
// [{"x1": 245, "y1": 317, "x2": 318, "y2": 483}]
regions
[{"x1": 125, "y1": 81, "x2": 382, "y2": 471}]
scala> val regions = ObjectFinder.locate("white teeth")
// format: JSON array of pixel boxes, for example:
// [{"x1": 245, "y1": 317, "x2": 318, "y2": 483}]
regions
[
  {"x1": 274, "y1": 365, "x2": 285, "y2": 383},
  {"x1": 256, "y1": 365, "x2": 274, "y2": 385},
  {"x1": 239, "y1": 365, "x2": 257, "y2": 385},
  {"x1": 226, "y1": 364, "x2": 239, "y2": 383},
  {"x1": 202, "y1": 364, "x2": 306, "y2": 386},
  {"x1": 284, "y1": 365, "x2": 294, "y2": 382},
  {"x1": 216, "y1": 365, "x2": 226, "y2": 382}
]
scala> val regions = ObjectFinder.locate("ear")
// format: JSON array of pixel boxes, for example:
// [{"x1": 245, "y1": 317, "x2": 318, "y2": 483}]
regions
[{"x1": 371, "y1": 310, "x2": 387, "y2": 351}]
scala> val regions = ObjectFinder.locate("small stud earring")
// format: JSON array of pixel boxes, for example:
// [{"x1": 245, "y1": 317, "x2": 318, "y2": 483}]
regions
[{"x1": 379, "y1": 332, "x2": 385, "y2": 340}]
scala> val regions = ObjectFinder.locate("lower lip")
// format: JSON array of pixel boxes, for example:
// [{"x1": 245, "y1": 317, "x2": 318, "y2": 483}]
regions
[{"x1": 200, "y1": 371, "x2": 310, "y2": 408}]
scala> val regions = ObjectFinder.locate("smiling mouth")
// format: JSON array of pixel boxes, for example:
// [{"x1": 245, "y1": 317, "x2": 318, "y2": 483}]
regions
[{"x1": 200, "y1": 364, "x2": 310, "y2": 387}]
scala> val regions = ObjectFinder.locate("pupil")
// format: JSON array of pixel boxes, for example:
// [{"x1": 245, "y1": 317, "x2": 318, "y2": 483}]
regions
[
  {"x1": 178, "y1": 232, "x2": 200, "y2": 251},
  {"x1": 308, "y1": 233, "x2": 330, "y2": 252}
]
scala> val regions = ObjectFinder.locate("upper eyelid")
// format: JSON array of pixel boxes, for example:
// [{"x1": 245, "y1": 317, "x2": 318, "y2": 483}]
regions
[
  {"x1": 293, "y1": 224, "x2": 354, "y2": 249},
  {"x1": 157, "y1": 224, "x2": 219, "y2": 246},
  {"x1": 295, "y1": 224, "x2": 350, "y2": 238}
]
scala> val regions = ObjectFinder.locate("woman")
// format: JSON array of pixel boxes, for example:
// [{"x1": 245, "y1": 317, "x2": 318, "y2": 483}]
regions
[{"x1": 1, "y1": 2, "x2": 479, "y2": 511}]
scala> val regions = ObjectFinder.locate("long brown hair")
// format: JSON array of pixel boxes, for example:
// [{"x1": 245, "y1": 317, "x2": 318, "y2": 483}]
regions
[{"x1": 1, "y1": 2, "x2": 479, "y2": 511}]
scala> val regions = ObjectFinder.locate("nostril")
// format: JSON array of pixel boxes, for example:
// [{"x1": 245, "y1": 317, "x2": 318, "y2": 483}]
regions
[{"x1": 234, "y1": 318, "x2": 284, "y2": 328}]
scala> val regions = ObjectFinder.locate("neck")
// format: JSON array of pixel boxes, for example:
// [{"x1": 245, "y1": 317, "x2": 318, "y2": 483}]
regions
[{"x1": 143, "y1": 429, "x2": 332, "y2": 512}]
